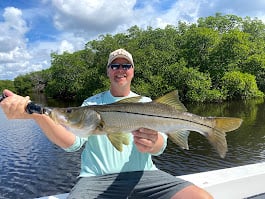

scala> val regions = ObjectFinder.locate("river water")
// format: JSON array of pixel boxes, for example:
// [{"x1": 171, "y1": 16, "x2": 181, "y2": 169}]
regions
[{"x1": 0, "y1": 97, "x2": 265, "y2": 198}]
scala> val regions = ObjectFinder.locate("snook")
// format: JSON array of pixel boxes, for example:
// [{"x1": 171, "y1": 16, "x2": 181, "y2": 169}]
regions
[{"x1": 48, "y1": 91, "x2": 243, "y2": 158}]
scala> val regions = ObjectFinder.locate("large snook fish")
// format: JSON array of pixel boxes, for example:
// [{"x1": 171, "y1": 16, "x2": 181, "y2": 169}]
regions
[{"x1": 47, "y1": 91, "x2": 242, "y2": 158}]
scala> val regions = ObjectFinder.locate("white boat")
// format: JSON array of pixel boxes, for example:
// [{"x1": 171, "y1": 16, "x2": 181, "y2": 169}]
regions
[
  {"x1": 37, "y1": 162, "x2": 265, "y2": 199},
  {"x1": 179, "y1": 162, "x2": 265, "y2": 199}
]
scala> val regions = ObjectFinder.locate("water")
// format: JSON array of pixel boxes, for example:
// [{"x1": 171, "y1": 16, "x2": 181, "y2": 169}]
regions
[{"x1": 0, "y1": 98, "x2": 265, "y2": 198}]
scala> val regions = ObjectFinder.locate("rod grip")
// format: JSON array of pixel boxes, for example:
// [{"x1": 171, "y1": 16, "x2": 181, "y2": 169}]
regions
[
  {"x1": 0, "y1": 93, "x2": 7, "y2": 102},
  {"x1": 26, "y1": 102, "x2": 44, "y2": 114}
]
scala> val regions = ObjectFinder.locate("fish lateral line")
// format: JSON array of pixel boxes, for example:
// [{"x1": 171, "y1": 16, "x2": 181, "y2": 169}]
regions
[{"x1": 98, "y1": 109, "x2": 217, "y2": 132}]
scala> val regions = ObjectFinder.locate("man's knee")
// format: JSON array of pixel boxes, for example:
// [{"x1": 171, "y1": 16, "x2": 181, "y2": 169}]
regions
[{"x1": 171, "y1": 185, "x2": 213, "y2": 199}]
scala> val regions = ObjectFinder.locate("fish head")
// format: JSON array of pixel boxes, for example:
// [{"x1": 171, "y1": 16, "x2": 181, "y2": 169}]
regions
[{"x1": 49, "y1": 107, "x2": 87, "y2": 129}]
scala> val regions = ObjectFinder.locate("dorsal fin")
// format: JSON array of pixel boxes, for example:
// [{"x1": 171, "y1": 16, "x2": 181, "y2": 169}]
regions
[
  {"x1": 116, "y1": 96, "x2": 143, "y2": 103},
  {"x1": 154, "y1": 90, "x2": 187, "y2": 112}
]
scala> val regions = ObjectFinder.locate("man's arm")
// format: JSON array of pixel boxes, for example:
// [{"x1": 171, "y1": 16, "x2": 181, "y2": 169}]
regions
[{"x1": 0, "y1": 89, "x2": 76, "y2": 148}]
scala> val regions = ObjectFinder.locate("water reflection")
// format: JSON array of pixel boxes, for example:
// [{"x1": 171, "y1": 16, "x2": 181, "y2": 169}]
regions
[
  {"x1": 0, "y1": 96, "x2": 264, "y2": 198},
  {"x1": 0, "y1": 109, "x2": 81, "y2": 199}
]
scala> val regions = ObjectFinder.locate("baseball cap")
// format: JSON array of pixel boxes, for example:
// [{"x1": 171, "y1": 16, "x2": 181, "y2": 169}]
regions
[{"x1": 107, "y1": 49, "x2": 134, "y2": 67}]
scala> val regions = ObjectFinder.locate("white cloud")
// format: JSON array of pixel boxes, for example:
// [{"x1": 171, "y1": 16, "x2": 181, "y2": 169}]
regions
[
  {"x1": 0, "y1": 7, "x2": 33, "y2": 79},
  {"x1": 51, "y1": 0, "x2": 136, "y2": 34},
  {"x1": 0, "y1": 7, "x2": 29, "y2": 58},
  {"x1": 58, "y1": 40, "x2": 74, "y2": 54},
  {"x1": 150, "y1": 0, "x2": 202, "y2": 28}
]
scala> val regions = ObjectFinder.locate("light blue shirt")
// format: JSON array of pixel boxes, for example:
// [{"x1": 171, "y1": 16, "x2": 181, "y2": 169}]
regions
[{"x1": 64, "y1": 90, "x2": 167, "y2": 177}]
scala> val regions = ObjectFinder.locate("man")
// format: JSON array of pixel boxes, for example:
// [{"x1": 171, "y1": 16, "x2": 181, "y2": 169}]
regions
[{"x1": 0, "y1": 49, "x2": 213, "y2": 198}]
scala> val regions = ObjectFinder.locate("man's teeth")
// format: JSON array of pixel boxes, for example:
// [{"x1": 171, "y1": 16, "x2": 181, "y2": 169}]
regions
[{"x1": 116, "y1": 74, "x2": 126, "y2": 78}]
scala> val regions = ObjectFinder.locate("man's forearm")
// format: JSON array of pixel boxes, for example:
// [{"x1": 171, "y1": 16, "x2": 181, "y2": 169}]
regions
[{"x1": 33, "y1": 114, "x2": 76, "y2": 148}]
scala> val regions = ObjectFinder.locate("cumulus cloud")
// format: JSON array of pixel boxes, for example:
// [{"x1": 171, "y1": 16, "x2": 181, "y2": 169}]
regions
[
  {"x1": 51, "y1": 0, "x2": 136, "y2": 35},
  {"x1": 0, "y1": 7, "x2": 30, "y2": 61},
  {"x1": 0, "y1": 5, "x2": 84, "y2": 80},
  {"x1": 150, "y1": 0, "x2": 202, "y2": 27},
  {"x1": 0, "y1": 7, "x2": 33, "y2": 79}
]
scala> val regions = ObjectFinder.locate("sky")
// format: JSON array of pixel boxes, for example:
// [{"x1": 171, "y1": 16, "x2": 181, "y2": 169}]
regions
[{"x1": 1, "y1": 0, "x2": 265, "y2": 80}]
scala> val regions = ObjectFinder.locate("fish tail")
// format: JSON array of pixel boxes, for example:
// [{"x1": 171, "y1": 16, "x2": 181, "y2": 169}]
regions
[{"x1": 208, "y1": 117, "x2": 243, "y2": 158}]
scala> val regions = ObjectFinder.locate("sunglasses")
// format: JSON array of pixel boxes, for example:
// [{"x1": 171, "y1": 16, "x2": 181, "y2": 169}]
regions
[{"x1": 108, "y1": 63, "x2": 133, "y2": 70}]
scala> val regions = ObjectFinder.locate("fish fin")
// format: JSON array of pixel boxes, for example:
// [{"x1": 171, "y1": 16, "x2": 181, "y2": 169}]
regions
[
  {"x1": 107, "y1": 133, "x2": 130, "y2": 152},
  {"x1": 208, "y1": 117, "x2": 243, "y2": 158},
  {"x1": 154, "y1": 90, "x2": 187, "y2": 112},
  {"x1": 168, "y1": 131, "x2": 190, "y2": 150},
  {"x1": 214, "y1": 117, "x2": 243, "y2": 133},
  {"x1": 116, "y1": 96, "x2": 143, "y2": 103}
]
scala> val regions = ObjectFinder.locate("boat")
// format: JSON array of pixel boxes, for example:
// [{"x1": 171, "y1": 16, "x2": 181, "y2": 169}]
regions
[{"x1": 37, "y1": 162, "x2": 265, "y2": 199}]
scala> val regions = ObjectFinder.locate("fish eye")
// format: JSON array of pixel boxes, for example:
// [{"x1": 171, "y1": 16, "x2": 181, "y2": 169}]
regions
[{"x1": 66, "y1": 109, "x2": 72, "y2": 113}]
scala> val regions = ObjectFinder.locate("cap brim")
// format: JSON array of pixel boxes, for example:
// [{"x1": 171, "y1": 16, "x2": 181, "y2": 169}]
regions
[{"x1": 108, "y1": 55, "x2": 133, "y2": 66}]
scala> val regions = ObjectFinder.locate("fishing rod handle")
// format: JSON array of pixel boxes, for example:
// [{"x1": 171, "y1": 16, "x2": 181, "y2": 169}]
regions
[
  {"x1": 0, "y1": 93, "x2": 7, "y2": 102},
  {"x1": 0, "y1": 92, "x2": 44, "y2": 114},
  {"x1": 26, "y1": 102, "x2": 45, "y2": 114}
]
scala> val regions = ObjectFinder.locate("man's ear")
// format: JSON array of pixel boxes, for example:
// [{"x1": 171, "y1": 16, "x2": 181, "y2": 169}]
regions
[{"x1": 106, "y1": 69, "x2": 110, "y2": 77}]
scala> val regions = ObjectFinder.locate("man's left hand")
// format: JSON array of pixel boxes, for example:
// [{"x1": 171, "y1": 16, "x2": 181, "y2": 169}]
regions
[{"x1": 132, "y1": 128, "x2": 160, "y2": 153}]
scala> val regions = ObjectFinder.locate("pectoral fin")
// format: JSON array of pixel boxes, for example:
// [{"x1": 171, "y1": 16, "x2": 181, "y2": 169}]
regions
[
  {"x1": 107, "y1": 133, "x2": 130, "y2": 152},
  {"x1": 168, "y1": 130, "x2": 190, "y2": 150}
]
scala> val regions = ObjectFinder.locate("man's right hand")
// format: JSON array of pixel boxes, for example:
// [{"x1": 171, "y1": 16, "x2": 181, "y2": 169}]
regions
[{"x1": 0, "y1": 89, "x2": 32, "y2": 119}]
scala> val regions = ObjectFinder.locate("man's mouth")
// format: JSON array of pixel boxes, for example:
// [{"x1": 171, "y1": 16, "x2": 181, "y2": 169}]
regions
[{"x1": 115, "y1": 74, "x2": 127, "y2": 78}]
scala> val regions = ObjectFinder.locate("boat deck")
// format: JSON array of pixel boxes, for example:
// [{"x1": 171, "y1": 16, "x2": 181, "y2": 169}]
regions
[{"x1": 38, "y1": 162, "x2": 265, "y2": 199}]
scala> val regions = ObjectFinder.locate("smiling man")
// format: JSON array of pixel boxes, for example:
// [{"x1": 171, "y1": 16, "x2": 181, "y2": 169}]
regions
[
  {"x1": 64, "y1": 48, "x2": 213, "y2": 198},
  {"x1": 107, "y1": 49, "x2": 135, "y2": 96}
]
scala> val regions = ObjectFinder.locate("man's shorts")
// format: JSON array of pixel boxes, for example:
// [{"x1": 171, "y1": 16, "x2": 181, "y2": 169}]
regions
[{"x1": 67, "y1": 170, "x2": 192, "y2": 199}]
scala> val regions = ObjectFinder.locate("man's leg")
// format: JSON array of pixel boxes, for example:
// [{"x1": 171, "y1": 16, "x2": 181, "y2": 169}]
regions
[{"x1": 171, "y1": 185, "x2": 213, "y2": 199}]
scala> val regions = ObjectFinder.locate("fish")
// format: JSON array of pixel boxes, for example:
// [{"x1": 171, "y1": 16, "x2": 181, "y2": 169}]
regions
[{"x1": 47, "y1": 90, "x2": 243, "y2": 158}]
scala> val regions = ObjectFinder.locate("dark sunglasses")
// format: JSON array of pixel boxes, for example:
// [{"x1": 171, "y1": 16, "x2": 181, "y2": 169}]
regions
[{"x1": 108, "y1": 63, "x2": 133, "y2": 70}]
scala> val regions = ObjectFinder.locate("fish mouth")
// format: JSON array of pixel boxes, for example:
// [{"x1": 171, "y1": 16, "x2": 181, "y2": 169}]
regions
[
  {"x1": 43, "y1": 107, "x2": 53, "y2": 115},
  {"x1": 47, "y1": 109, "x2": 67, "y2": 125}
]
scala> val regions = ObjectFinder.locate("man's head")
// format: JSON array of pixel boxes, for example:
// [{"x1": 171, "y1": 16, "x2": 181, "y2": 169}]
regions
[
  {"x1": 107, "y1": 49, "x2": 134, "y2": 67},
  {"x1": 107, "y1": 49, "x2": 134, "y2": 96}
]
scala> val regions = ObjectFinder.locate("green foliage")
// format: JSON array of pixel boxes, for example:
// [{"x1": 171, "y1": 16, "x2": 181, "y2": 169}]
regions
[
  {"x1": 197, "y1": 13, "x2": 243, "y2": 33},
  {"x1": 180, "y1": 26, "x2": 219, "y2": 71},
  {"x1": 45, "y1": 50, "x2": 96, "y2": 101},
  {"x1": 14, "y1": 74, "x2": 34, "y2": 94},
  {"x1": 221, "y1": 71, "x2": 264, "y2": 99},
  {"x1": 242, "y1": 16, "x2": 265, "y2": 40},
  {"x1": 12, "y1": 13, "x2": 265, "y2": 102},
  {"x1": 0, "y1": 80, "x2": 15, "y2": 92},
  {"x1": 208, "y1": 30, "x2": 252, "y2": 85},
  {"x1": 241, "y1": 54, "x2": 265, "y2": 91}
]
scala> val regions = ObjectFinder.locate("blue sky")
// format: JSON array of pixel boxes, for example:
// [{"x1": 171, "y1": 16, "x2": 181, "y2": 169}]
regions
[{"x1": 1, "y1": 0, "x2": 265, "y2": 80}]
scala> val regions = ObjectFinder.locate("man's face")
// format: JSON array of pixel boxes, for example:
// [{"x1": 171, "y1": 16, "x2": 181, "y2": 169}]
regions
[{"x1": 107, "y1": 57, "x2": 134, "y2": 88}]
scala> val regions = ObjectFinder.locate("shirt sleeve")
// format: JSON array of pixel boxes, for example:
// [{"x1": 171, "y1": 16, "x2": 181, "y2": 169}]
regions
[
  {"x1": 63, "y1": 136, "x2": 87, "y2": 152},
  {"x1": 151, "y1": 132, "x2": 168, "y2": 156}
]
